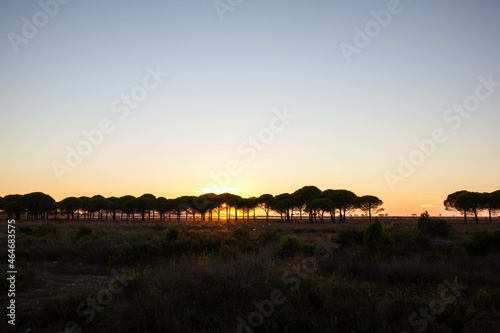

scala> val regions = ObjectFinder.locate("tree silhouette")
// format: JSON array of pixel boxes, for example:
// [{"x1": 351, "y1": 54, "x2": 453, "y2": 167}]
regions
[
  {"x1": 139, "y1": 194, "x2": 156, "y2": 220},
  {"x1": 21, "y1": 192, "x2": 56, "y2": 220},
  {"x1": 258, "y1": 194, "x2": 274, "y2": 222},
  {"x1": 107, "y1": 196, "x2": 119, "y2": 221},
  {"x1": 457, "y1": 191, "x2": 483, "y2": 224},
  {"x1": 134, "y1": 196, "x2": 152, "y2": 221},
  {"x1": 200, "y1": 193, "x2": 220, "y2": 223},
  {"x1": 271, "y1": 193, "x2": 293, "y2": 222},
  {"x1": 293, "y1": 186, "x2": 322, "y2": 222},
  {"x1": 481, "y1": 191, "x2": 500, "y2": 224},
  {"x1": 306, "y1": 198, "x2": 332, "y2": 223},
  {"x1": 115, "y1": 195, "x2": 133, "y2": 220},
  {"x1": 85, "y1": 195, "x2": 109, "y2": 220},
  {"x1": 78, "y1": 196, "x2": 90, "y2": 220},
  {"x1": 325, "y1": 190, "x2": 357, "y2": 223},
  {"x1": 4, "y1": 194, "x2": 24, "y2": 220},
  {"x1": 121, "y1": 199, "x2": 136, "y2": 221},
  {"x1": 322, "y1": 190, "x2": 339, "y2": 223},
  {"x1": 58, "y1": 197, "x2": 81, "y2": 220},
  {"x1": 156, "y1": 197, "x2": 169, "y2": 221},
  {"x1": 444, "y1": 190, "x2": 469, "y2": 223},
  {"x1": 356, "y1": 195, "x2": 384, "y2": 222},
  {"x1": 0, "y1": 186, "x2": 388, "y2": 223}
]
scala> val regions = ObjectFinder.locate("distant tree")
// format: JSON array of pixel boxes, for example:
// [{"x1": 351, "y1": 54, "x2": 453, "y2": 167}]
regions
[
  {"x1": 107, "y1": 196, "x2": 119, "y2": 221},
  {"x1": 58, "y1": 197, "x2": 81, "y2": 220},
  {"x1": 171, "y1": 196, "x2": 190, "y2": 222},
  {"x1": 156, "y1": 197, "x2": 169, "y2": 221},
  {"x1": 356, "y1": 195, "x2": 384, "y2": 222},
  {"x1": 306, "y1": 198, "x2": 332, "y2": 223},
  {"x1": 86, "y1": 195, "x2": 110, "y2": 220},
  {"x1": 200, "y1": 193, "x2": 220, "y2": 223},
  {"x1": 139, "y1": 194, "x2": 156, "y2": 220},
  {"x1": 78, "y1": 196, "x2": 90, "y2": 220},
  {"x1": 325, "y1": 190, "x2": 357, "y2": 223},
  {"x1": 455, "y1": 191, "x2": 483, "y2": 224},
  {"x1": 21, "y1": 192, "x2": 56, "y2": 220},
  {"x1": 271, "y1": 193, "x2": 293, "y2": 222},
  {"x1": 258, "y1": 194, "x2": 274, "y2": 222},
  {"x1": 4, "y1": 194, "x2": 24, "y2": 220},
  {"x1": 134, "y1": 196, "x2": 152, "y2": 221},
  {"x1": 322, "y1": 190, "x2": 339, "y2": 223},
  {"x1": 293, "y1": 186, "x2": 322, "y2": 221},
  {"x1": 444, "y1": 190, "x2": 469, "y2": 223},
  {"x1": 481, "y1": 191, "x2": 500, "y2": 224},
  {"x1": 117, "y1": 195, "x2": 135, "y2": 220},
  {"x1": 493, "y1": 190, "x2": 500, "y2": 219},
  {"x1": 241, "y1": 197, "x2": 258, "y2": 222},
  {"x1": 194, "y1": 195, "x2": 212, "y2": 222},
  {"x1": 218, "y1": 193, "x2": 241, "y2": 222},
  {"x1": 0, "y1": 196, "x2": 4, "y2": 211},
  {"x1": 121, "y1": 199, "x2": 136, "y2": 221}
]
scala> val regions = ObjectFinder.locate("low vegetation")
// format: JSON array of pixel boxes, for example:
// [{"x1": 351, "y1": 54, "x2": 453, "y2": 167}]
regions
[{"x1": 1, "y1": 215, "x2": 500, "y2": 332}]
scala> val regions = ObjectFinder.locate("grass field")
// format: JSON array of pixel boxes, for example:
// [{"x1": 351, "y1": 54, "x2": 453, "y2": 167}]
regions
[{"x1": 1, "y1": 216, "x2": 500, "y2": 332}]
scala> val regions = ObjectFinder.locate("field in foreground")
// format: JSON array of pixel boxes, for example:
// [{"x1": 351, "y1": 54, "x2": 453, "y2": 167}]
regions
[{"x1": 1, "y1": 217, "x2": 500, "y2": 333}]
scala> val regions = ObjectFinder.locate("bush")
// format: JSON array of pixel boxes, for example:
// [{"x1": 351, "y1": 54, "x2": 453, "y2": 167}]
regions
[
  {"x1": 74, "y1": 226, "x2": 93, "y2": 240},
  {"x1": 275, "y1": 235, "x2": 316, "y2": 257},
  {"x1": 417, "y1": 211, "x2": 451, "y2": 238},
  {"x1": 466, "y1": 230, "x2": 492, "y2": 256},
  {"x1": 19, "y1": 226, "x2": 33, "y2": 235},
  {"x1": 34, "y1": 223, "x2": 58, "y2": 237},
  {"x1": 232, "y1": 228, "x2": 250, "y2": 241},
  {"x1": 337, "y1": 229, "x2": 364, "y2": 247},
  {"x1": 166, "y1": 227, "x2": 179, "y2": 241},
  {"x1": 492, "y1": 230, "x2": 500, "y2": 252},
  {"x1": 363, "y1": 219, "x2": 393, "y2": 250}
]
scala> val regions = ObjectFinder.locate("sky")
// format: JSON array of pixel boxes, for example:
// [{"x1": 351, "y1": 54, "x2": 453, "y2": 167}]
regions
[{"x1": 1, "y1": 0, "x2": 499, "y2": 216}]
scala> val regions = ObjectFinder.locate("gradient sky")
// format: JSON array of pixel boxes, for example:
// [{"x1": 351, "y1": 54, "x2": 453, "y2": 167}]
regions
[{"x1": 1, "y1": 0, "x2": 499, "y2": 216}]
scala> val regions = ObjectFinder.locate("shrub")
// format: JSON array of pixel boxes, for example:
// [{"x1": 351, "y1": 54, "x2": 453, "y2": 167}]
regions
[
  {"x1": 19, "y1": 226, "x2": 33, "y2": 235},
  {"x1": 166, "y1": 227, "x2": 179, "y2": 241},
  {"x1": 74, "y1": 226, "x2": 93, "y2": 240},
  {"x1": 492, "y1": 230, "x2": 500, "y2": 252},
  {"x1": 417, "y1": 211, "x2": 451, "y2": 238},
  {"x1": 466, "y1": 230, "x2": 492, "y2": 256},
  {"x1": 337, "y1": 229, "x2": 364, "y2": 247},
  {"x1": 34, "y1": 223, "x2": 58, "y2": 237},
  {"x1": 232, "y1": 228, "x2": 250, "y2": 241},
  {"x1": 275, "y1": 235, "x2": 316, "y2": 257},
  {"x1": 447, "y1": 241, "x2": 468, "y2": 256},
  {"x1": 363, "y1": 219, "x2": 393, "y2": 250}
]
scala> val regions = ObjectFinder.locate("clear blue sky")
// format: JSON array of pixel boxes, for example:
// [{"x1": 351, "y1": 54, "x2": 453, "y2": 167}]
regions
[{"x1": 1, "y1": 0, "x2": 499, "y2": 215}]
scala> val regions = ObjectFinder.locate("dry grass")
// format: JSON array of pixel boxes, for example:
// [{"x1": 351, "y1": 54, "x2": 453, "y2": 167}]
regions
[{"x1": 1, "y1": 217, "x2": 500, "y2": 332}]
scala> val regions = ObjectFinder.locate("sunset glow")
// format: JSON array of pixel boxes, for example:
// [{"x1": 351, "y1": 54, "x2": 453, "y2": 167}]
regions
[{"x1": 1, "y1": 1, "x2": 499, "y2": 217}]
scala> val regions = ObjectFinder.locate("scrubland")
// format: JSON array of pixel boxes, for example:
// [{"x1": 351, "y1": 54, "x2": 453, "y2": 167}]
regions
[{"x1": 1, "y1": 216, "x2": 500, "y2": 332}]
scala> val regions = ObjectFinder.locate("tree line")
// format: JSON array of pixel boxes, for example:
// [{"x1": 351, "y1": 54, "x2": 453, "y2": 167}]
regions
[
  {"x1": 444, "y1": 190, "x2": 500, "y2": 224},
  {"x1": 0, "y1": 186, "x2": 384, "y2": 223}
]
